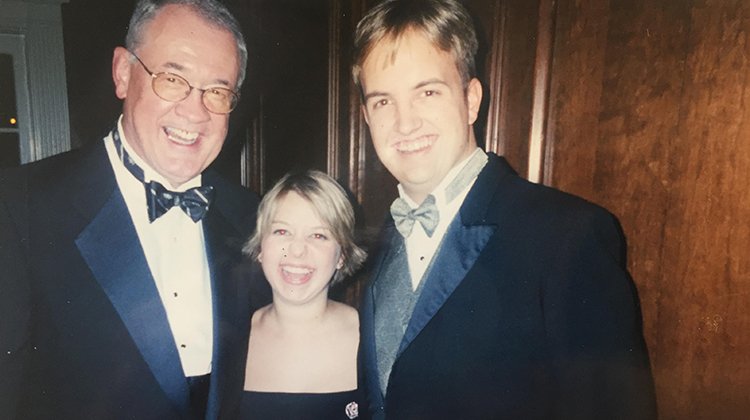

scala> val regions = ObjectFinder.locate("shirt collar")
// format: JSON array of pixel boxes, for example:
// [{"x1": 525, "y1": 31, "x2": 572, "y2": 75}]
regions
[
  {"x1": 397, "y1": 147, "x2": 486, "y2": 210},
  {"x1": 115, "y1": 115, "x2": 201, "y2": 192}
]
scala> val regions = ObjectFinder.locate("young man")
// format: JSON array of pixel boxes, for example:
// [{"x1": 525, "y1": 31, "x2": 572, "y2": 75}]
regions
[
  {"x1": 353, "y1": 0, "x2": 657, "y2": 418},
  {"x1": 0, "y1": 1, "x2": 266, "y2": 418}
]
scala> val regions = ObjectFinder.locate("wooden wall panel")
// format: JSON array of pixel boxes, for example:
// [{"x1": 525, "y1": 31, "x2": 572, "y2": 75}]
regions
[
  {"x1": 469, "y1": 0, "x2": 539, "y2": 176},
  {"x1": 544, "y1": 0, "x2": 610, "y2": 196},
  {"x1": 544, "y1": 0, "x2": 750, "y2": 417},
  {"x1": 657, "y1": 1, "x2": 750, "y2": 417},
  {"x1": 250, "y1": 0, "x2": 330, "y2": 192},
  {"x1": 590, "y1": 0, "x2": 690, "y2": 376}
]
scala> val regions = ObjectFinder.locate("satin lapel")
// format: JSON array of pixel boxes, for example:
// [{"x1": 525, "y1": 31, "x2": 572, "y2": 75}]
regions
[
  {"x1": 202, "y1": 207, "x2": 248, "y2": 420},
  {"x1": 75, "y1": 188, "x2": 191, "y2": 416},
  {"x1": 397, "y1": 157, "x2": 506, "y2": 356},
  {"x1": 397, "y1": 219, "x2": 495, "y2": 355}
]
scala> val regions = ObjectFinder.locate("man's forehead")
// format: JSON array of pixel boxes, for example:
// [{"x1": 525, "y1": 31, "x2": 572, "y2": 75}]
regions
[{"x1": 361, "y1": 30, "x2": 456, "y2": 86}]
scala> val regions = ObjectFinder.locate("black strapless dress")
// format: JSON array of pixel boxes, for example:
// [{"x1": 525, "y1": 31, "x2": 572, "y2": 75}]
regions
[{"x1": 239, "y1": 389, "x2": 366, "y2": 419}]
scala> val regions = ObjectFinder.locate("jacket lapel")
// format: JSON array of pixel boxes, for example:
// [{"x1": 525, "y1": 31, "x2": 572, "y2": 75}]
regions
[
  {"x1": 398, "y1": 217, "x2": 495, "y2": 355},
  {"x1": 396, "y1": 154, "x2": 507, "y2": 356},
  {"x1": 70, "y1": 141, "x2": 191, "y2": 416},
  {"x1": 75, "y1": 185, "x2": 191, "y2": 416},
  {"x1": 364, "y1": 154, "x2": 521, "y2": 415}
]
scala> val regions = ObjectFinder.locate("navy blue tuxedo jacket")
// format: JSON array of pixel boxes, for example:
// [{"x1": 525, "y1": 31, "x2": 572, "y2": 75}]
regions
[
  {"x1": 0, "y1": 140, "x2": 265, "y2": 419},
  {"x1": 360, "y1": 153, "x2": 656, "y2": 419}
]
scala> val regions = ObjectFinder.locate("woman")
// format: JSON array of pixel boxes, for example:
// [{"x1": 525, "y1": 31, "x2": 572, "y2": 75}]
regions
[{"x1": 240, "y1": 170, "x2": 367, "y2": 419}]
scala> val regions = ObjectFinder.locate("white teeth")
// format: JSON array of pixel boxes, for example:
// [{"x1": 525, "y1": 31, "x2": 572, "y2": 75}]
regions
[
  {"x1": 165, "y1": 127, "x2": 199, "y2": 145},
  {"x1": 282, "y1": 266, "x2": 312, "y2": 275},
  {"x1": 395, "y1": 137, "x2": 433, "y2": 153}
]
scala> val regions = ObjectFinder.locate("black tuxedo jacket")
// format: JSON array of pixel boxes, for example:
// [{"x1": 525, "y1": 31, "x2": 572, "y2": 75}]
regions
[
  {"x1": 0, "y1": 140, "x2": 264, "y2": 419},
  {"x1": 360, "y1": 153, "x2": 656, "y2": 419}
]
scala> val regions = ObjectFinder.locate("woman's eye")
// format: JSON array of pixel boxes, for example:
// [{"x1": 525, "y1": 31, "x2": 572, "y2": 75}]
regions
[
  {"x1": 272, "y1": 229, "x2": 288, "y2": 236},
  {"x1": 311, "y1": 233, "x2": 328, "y2": 240}
]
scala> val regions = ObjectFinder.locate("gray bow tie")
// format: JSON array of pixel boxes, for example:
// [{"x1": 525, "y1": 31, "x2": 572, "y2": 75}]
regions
[{"x1": 390, "y1": 194, "x2": 439, "y2": 238}]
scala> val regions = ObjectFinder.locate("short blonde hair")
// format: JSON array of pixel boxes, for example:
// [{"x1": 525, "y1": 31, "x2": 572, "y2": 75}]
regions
[
  {"x1": 243, "y1": 170, "x2": 366, "y2": 285},
  {"x1": 352, "y1": 0, "x2": 478, "y2": 92}
]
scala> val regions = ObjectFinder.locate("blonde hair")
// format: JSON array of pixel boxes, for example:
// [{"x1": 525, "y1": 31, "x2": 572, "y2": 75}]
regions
[
  {"x1": 352, "y1": 0, "x2": 478, "y2": 91},
  {"x1": 243, "y1": 170, "x2": 366, "y2": 284}
]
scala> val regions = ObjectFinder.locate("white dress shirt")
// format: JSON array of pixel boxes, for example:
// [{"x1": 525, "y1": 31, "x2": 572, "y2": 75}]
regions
[
  {"x1": 398, "y1": 148, "x2": 487, "y2": 290},
  {"x1": 103, "y1": 117, "x2": 213, "y2": 376}
]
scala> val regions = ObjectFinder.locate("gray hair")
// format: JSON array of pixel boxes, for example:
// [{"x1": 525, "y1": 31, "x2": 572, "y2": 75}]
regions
[
  {"x1": 243, "y1": 170, "x2": 367, "y2": 285},
  {"x1": 125, "y1": 0, "x2": 248, "y2": 88},
  {"x1": 352, "y1": 0, "x2": 478, "y2": 92}
]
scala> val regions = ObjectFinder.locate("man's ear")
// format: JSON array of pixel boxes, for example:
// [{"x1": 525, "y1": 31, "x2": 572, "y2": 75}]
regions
[
  {"x1": 466, "y1": 78, "x2": 482, "y2": 125},
  {"x1": 112, "y1": 46, "x2": 133, "y2": 100}
]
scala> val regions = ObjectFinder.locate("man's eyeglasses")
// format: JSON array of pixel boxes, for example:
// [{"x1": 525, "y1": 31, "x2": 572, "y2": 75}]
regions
[{"x1": 129, "y1": 51, "x2": 239, "y2": 114}]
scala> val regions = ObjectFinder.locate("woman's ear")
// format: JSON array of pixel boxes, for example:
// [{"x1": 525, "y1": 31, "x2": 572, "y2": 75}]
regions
[{"x1": 336, "y1": 255, "x2": 344, "y2": 270}]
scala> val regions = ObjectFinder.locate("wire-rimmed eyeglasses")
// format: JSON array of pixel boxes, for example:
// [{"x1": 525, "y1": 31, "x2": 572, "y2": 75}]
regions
[{"x1": 129, "y1": 51, "x2": 239, "y2": 114}]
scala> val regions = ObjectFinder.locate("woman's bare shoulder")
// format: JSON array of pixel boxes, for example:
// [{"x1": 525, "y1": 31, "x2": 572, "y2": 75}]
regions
[{"x1": 327, "y1": 300, "x2": 359, "y2": 328}]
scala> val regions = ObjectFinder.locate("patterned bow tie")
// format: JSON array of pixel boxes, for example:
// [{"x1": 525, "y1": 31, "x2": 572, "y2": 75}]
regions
[
  {"x1": 146, "y1": 181, "x2": 214, "y2": 223},
  {"x1": 112, "y1": 128, "x2": 214, "y2": 223},
  {"x1": 390, "y1": 194, "x2": 439, "y2": 238}
]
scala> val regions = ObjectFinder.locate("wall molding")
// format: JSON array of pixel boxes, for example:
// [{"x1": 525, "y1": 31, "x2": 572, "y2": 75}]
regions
[{"x1": 1, "y1": 0, "x2": 70, "y2": 163}]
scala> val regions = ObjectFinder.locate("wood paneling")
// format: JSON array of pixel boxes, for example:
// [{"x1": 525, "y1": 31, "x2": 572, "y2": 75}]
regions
[
  {"x1": 657, "y1": 1, "x2": 750, "y2": 416},
  {"x1": 250, "y1": 0, "x2": 330, "y2": 191},
  {"x1": 471, "y1": 0, "x2": 539, "y2": 175},
  {"x1": 544, "y1": 0, "x2": 610, "y2": 194},
  {"x1": 544, "y1": 0, "x2": 750, "y2": 417}
]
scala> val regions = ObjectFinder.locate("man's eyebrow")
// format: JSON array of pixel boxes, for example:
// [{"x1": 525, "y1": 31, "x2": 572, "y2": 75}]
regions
[
  {"x1": 363, "y1": 90, "x2": 388, "y2": 101},
  {"x1": 363, "y1": 78, "x2": 449, "y2": 101},
  {"x1": 415, "y1": 78, "x2": 448, "y2": 89}
]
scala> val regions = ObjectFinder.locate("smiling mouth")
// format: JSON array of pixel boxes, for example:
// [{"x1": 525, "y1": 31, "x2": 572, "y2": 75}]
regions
[
  {"x1": 394, "y1": 135, "x2": 435, "y2": 153},
  {"x1": 164, "y1": 126, "x2": 199, "y2": 145},
  {"x1": 281, "y1": 265, "x2": 314, "y2": 285}
]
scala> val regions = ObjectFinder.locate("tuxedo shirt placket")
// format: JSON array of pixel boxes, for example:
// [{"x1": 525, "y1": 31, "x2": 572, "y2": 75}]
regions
[{"x1": 104, "y1": 123, "x2": 214, "y2": 376}]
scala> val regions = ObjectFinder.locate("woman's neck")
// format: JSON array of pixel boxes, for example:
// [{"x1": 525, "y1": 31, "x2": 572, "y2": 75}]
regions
[{"x1": 266, "y1": 295, "x2": 331, "y2": 332}]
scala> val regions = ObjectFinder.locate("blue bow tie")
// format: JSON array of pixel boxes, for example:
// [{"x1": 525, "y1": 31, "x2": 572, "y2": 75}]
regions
[
  {"x1": 146, "y1": 181, "x2": 214, "y2": 223},
  {"x1": 112, "y1": 129, "x2": 214, "y2": 223},
  {"x1": 390, "y1": 194, "x2": 439, "y2": 238}
]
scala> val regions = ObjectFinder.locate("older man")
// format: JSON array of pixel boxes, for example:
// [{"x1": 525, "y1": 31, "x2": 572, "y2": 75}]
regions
[{"x1": 0, "y1": 1, "x2": 265, "y2": 418}]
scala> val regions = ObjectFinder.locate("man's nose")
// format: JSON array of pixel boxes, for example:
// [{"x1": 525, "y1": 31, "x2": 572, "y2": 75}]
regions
[
  {"x1": 174, "y1": 89, "x2": 211, "y2": 123},
  {"x1": 395, "y1": 103, "x2": 421, "y2": 135}
]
